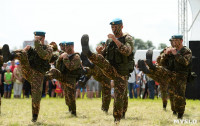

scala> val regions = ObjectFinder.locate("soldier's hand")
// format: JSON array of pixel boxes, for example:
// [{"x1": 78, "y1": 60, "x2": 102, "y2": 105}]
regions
[
  {"x1": 165, "y1": 48, "x2": 171, "y2": 54},
  {"x1": 171, "y1": 48, "x2": 177, "y2": 55},
  {"x1": 24, "y1": 45, "x2": 31, "y2": 51},
  {"x1": 60, "y1": 52, "x2": 68, "y2": 59},
  {"x1": 96, "y1": 46, "x2": 104, "y2": 54},
  {"x1": 107, "y1": 34, "x2": 115, "y2": 39}
]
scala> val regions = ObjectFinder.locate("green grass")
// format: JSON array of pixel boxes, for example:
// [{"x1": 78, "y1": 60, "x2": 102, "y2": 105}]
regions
[{"x1": 0, "y1": 98, "x2": 200, "y2": 126}]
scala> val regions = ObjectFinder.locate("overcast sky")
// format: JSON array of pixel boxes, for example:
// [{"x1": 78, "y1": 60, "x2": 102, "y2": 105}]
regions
[{"x1": 0, "y1": 0, "x2": 192, "y2": 52}]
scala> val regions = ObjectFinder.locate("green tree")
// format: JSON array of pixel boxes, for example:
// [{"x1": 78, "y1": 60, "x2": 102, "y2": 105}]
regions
[
  {"x1": 134, "y1": 38, "x2": 147, "y2": 50},
  {"x1": 158, "y1": 43, "x2": 167, "y2": 49},
  {"x1": 134, "y1": 39, "x2": 155, "y2": 50},
  {"x1": 145, "y1": 40, "x2": 155, "y2": 50}
]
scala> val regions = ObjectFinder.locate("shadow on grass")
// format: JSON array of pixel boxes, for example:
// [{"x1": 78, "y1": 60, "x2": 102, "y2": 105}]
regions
[
  {"x1": 124, "y1": 117, "x2": 143, "y2": 121},
  {"x1": 28, "y1": 121, "x2": 47, "y2": 126}
]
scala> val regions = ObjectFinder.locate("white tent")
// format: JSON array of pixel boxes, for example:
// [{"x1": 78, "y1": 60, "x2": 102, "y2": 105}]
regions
[{"x1": 189, "y1": 0, "x2": 200, "y2": 41}]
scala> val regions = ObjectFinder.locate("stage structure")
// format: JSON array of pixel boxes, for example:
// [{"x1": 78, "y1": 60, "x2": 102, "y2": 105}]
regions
[{"x1": 183, "y1": 0, "x2": 200, "y2": 99}]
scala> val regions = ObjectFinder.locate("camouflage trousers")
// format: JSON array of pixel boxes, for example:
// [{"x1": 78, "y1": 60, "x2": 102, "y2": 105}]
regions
[
  {"x1": 88, "y1": 53, "x2": 128, "y2": 121},
  {"x1": 85, "y1": 65, "x2": 111, "y2": 112},
  {"x1": 14, "y1": 50, "x2": 44, "y2": 116},
  {"x1": 160, "y1": 83, "x2": 168, "y2": 106},
  {"x1": 147, "y1": 66, "x2": 187, "y2": 114},
  {"x1": 47, "y1": 68, "x2": 76, "y2": 113}
]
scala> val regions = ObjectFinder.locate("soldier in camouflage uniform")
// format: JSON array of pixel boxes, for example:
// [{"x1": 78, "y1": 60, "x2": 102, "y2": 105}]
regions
[
  {"x1": 2, "y1": 31, "x2": 53, "y2": 122},
  {"x1": 138, "y1": 35, "x2": 192, "y2": 119},
  {"x1": 46, "y1": 42, "x2": 81, "y2": 116},
  {"x1": 156, "y1": 38, "x2": 176, "y2": 113},
  {"x1": 81, "y1": 18, "x2": 135, "y2": 123}
]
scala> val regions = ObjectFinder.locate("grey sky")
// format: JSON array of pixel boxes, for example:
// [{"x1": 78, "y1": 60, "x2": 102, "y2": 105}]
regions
[{"x1": 0, "y1": 0, "x2": 192, "y2": 51}]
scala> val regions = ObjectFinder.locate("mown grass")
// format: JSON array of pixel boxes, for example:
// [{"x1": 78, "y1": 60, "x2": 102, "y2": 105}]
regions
[{"x1": 0, "y1": 98, "x2": 200, "y2": 126}]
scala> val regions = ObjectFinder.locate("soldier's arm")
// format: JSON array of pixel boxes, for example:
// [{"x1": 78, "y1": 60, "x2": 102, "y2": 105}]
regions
[
  {"x1": 117, "y1": 35, "x2": 134, "y2": 56},
  {"x1": 174, "y1": 50, "x2": 192, "y2": 66},
  {"x1": 63, "y1": 54, "x2": 81, "y2": 71},
  {"x1": 34, "y1": 40, "x2": 53, "y2": 60},
  {"x1": 56, "y1": 56, "x2": 62, "y2": 69}
]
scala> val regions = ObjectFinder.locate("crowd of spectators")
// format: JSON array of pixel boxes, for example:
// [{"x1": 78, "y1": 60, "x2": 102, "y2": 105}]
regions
[
  {"x1": 128, "y1": 64, "x2": 160, "y2": 100},
  {"x1": 0, "y1": 60, "x2": 160, "y2": 100}
]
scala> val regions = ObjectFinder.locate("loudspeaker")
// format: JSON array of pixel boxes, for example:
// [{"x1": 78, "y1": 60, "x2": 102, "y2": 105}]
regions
[
  {"x1": 185, "y1": 41, "x2": 200, "y2": 99},
  {"x1": 189, "y1": 41, "x2": 200, "y2": 58}
]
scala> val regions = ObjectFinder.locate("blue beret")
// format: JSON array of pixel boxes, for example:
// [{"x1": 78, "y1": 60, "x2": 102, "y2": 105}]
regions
[
  {"x1": 169, "y1": 38, "x2": 172, "y2": 41},
  {"x1": 110, "y1": 18, "x2": 123, "y2": 25},
  {"x1": 59, "y1": 41, "x2": 66, "y2": 46},
  {"x1": 65, "y1": 42, "x2": 74, "y2": 46},
  {"x1": 172, "y1": 35, "x2": 183, "y2": 39},
  {"x1": 100, "y1": 41, "x2": 105, "y2": 44},
  {"x1": 34, "y1": 31, "x2": 46, "y2": 36}
]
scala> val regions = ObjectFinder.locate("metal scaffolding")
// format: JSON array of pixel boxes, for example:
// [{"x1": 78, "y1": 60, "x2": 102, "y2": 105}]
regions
[{"x1": 178, "y1": 0, "x2": 188, "y2": 46}]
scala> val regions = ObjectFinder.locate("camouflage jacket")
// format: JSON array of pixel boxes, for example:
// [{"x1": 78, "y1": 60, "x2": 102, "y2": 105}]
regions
[
  {"x1": 102, "y1": 33, "x2": 134, "y2": 56},
  {"x1": 34, "y1": 40, "x2": 53, "y2": 61},
  {"x1": 157, "y1": 46, "x2": 192, "y2": 74}
]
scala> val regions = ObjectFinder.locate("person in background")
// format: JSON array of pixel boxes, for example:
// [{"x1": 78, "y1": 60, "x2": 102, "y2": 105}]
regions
[
  {"x1": 55, "y1": 81, "x2": 62, "y2": 98},
  {"x1": 87, "y1": 76, "x2": 99, "y2": 98},
  {"x1": 13, "y1": 62, "x2": 23, "y2": 98},
  {"x1": 128, "y1": 67, "x2": 137, "y2": 99},
  {"x1": 4, "y1": 66, "x2": 13, "y2": 98}
]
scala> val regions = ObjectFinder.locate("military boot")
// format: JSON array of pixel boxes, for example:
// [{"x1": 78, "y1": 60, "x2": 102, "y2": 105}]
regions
[
  {"x1": 173, "y1": 111, "x2": 177, "y2": 115},
  {"x1": 80, "y1": 53, "x2": 94, "y2": 68},
  {"x1": 178, "y1": 113, "x2": 183, "y2": 119},
  {"x1": 71, "y1": 111, "x2": 77, "y2": 116},
  {"x1": 163, "y1": 104, "x2": 167, "y2": 111},
  {"x1": 2, "y1": 44, "x2": 16, "y2": 62},
  {"x1": 121, "y1": 112, "x2": 126, "y2": 119},
  {"x1": 81, "y1": 34, "x2": 92, "y2": 57},
  {"x1": 137, "y1": 60, "x2": 150, "y2": 74},
  {"x1": 31, "y1": 114, "x2": 38, "y2": 122},
  {"x1": 146, "y1": 50, "x2": 156, "y2": 70},
  {"x1": 68, "y1": 106, "x2": 72, "y2": 112},
  {"x1": 101, "y1": 107, "x2": 108, "y2": 114}
]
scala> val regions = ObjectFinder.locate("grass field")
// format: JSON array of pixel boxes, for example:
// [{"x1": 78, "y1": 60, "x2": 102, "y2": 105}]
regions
[{"x1": 0, "y1": 97, "x2": 200, "y2": 126}]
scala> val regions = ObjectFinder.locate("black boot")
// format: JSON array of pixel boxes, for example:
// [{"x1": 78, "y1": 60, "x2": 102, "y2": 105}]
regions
[
  {"x1": 68, "y1": 106, "x2": 72, "y2": 112},
  {"x1": 101, "y1": 107, "x2": 108, "y2": 113},
  {"x1": 163, "y1": 104, "x2": 167, "y2": 111},
  {"x1": 71, "y1": 111, "x2": 77, "y2": 116},
  {"x1": 173, "y1": 111, "x2": 177, "y2": 115},
  {"x1": 178, "y1": 113, "x2": 183, "y2": 119},
  {"x1": 81, "y1": 34, "x2": 92, "y2": 57},
  {"x1": 137, "y1": 60, "x2": 150, "y2": 74},
  {"x1": 121, "y1": 112, "x2": 125, "y2": 119},
  {"x1": 80, "y1": 53, "x2": 94, "y2": 68},
  {"x1": 2, "y1": 44, "x2": 14, "y2": 62},
  {"x1": 146, "y1": 50, "x2": 156, "y2": 70},
  {"x1": 31, "y1": 114, "x2": 38, "y2": 122}
]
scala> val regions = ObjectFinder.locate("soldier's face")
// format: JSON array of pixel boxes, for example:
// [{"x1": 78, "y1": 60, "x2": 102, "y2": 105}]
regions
[
  {"x1": 65, "y1": 45, "x2": 74, "y2": 54},
  {"x1": 35, "y1": 36, "x2": 45, "y2": 44},
  {"x1": 60, "y1": 45, "x2": 65, "y2": 51},
  {"x1": 170, "y1": 40, "x2": 176, "y2": 48},
  {"x1": 111, "y1": 24, "x2": 123, "y2": 36},
  {"x1": 173, "y1": 39, "x2": 183, "y2": 49}
]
